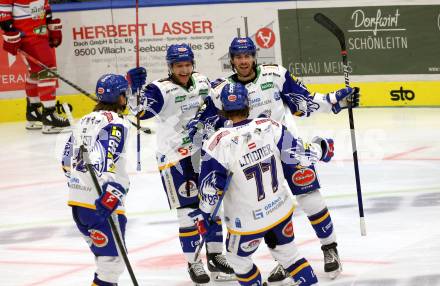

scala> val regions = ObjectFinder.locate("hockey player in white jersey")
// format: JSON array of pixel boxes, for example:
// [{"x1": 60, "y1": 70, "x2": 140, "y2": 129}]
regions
[
  {"x1": 126, "y1": 44, "x2": 234, "y2": 284},
  {"x1": 61, "y1": 74, "x2": 131, "y2": 286},
  {"x1": 188, "y1": 37, "x2": 360, "y2": 282},
  {"x1": 191, "y1": 82, "x2": 336, "y2": 285}
]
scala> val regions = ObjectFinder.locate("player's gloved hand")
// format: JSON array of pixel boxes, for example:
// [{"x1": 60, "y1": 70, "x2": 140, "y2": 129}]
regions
[
  {"x1": 189, "y1": 209, "x2": 216, "y2": 239},
  {"x1": 2, "y1": 30, "x2": 22, "y2": 55},
  {"x1": 187, "y1": 116, "x2": 206, "y2": 143},
  {"x1": 312, "y1": 136, "x2": 334, "y2": 162},
  {"x1": 326, "y1": 87, "x2": 360, "y2": 114},
  {"x1": 94, "y1": 182, "x2": 126, "y2": 225},
  {"x1": 47, "y1": 18, "x2": 62, "y2": 48},
  {"x1": 127, "y1": 67, "x2": 147, "y2": 94}
]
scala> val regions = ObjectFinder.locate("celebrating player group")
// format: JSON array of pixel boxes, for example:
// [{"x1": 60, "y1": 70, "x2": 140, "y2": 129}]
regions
[
  {"x1": 59, "y1": 36, "x2": 360, "y2": 286},
  {"x1": 1, "y1": 2, "x2": 362, "y2": 285}
]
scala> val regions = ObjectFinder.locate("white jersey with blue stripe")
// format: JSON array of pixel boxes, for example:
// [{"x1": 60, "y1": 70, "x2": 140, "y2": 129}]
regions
[
  {"x1": 199, "y1": 118, "x2": 301, "y2": 234},
  {"x1": 137, "y1": 72, "x2": 212, "y2": 166},
  {"x1": 211, "y1": 64, "x2": 334, "y2": 133},
  {"x1": 62, "y1": 111, "x2": 130, "y2": 214}
]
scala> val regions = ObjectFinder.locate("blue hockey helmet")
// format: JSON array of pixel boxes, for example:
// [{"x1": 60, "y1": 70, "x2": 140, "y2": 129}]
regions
[
  {"x1": 166, "y1": 44, "x2": 194, "y2": 65},
  {"x1": 220, "y1": 82, "x2": 249, "y2": 111},
  {"x1": 95, "y1": 74, "x2": 129, "y2": 104},
  {"x1": 229, "y1": 37, "x2": 257, "y2": 58}
]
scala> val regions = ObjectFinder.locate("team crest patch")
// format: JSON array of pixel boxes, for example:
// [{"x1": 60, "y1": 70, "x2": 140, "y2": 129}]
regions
[
  {"x1": 89, "y1": 229, "x2": 109, "y2": 247},
  {"x1": 178, "y1": 180, "x2": 198, "y2": 198},
  {"x1": 282, "y1": 221, "x2": 294, "y2": 237},
  {"x1": 240, "y1": 238, "x2": 262, "y2": 252},
  {"x1": 292, "y1": 168, "x2": 316, "y2": 186}
]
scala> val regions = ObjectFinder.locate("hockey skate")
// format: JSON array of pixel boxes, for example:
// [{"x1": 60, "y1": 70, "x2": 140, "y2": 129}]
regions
[
  {"x1": 322, "y1": 242, "x2": 342, "y2": 279},
  {"x1": 25, "y1": 99, "x2": 42, "y2": 130},
  {"x1": 264, "y1": 263, "x2": 289, "y2": 285},
  {"x1": 188, "y1": 261, "x2": 210, "y2": 285},
  {"x1": 42, "y1": 106, "x2": 71, "y2": 134},
  {"x1": 207, "y1": 252, "x2": 236, "y2": 281}
]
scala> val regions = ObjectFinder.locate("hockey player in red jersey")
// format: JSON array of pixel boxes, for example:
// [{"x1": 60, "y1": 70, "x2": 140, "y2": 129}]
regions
[{"x1": 0, "y1": 0, "x2": 69, "y2": 133}]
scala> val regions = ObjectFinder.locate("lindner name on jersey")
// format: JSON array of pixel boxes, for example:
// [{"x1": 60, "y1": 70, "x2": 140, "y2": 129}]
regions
[{"x1": 239, "y1": 144, "x2": 273, "y2": 168}]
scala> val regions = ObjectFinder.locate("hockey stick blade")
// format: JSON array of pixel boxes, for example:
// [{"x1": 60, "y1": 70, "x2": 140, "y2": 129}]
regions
[{"x1": 314, "y1": 13, "x2": 346, "y2": 51}]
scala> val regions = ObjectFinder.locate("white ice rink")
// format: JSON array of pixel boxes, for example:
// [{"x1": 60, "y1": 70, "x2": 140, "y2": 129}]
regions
[{"x1": 1, "y1": 108, "x2": 439, "y2": 286}]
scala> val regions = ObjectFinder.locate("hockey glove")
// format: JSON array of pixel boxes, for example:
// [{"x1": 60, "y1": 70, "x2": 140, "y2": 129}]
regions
[
  {"x1": 326, "y1": 87, "x2": 360, "y2": 114},
  {"x1": 189, "y1": 209, "x2": 217, "y2": 239},
  {"x1": 94, "y1": 182, "x2": 126, "y2": 224},
  {"x1": 312, "y1": 136, "x2": 334, "y2": 162},
  {"x1": 127, "y1": 67, "x2": 147, "y2": 94},
  {"x1": 2, "y1": 30, "x2": 21, "y2": 55},
  {"x1": 47, "y1": 18, "x2": 62, "y2": 48}
]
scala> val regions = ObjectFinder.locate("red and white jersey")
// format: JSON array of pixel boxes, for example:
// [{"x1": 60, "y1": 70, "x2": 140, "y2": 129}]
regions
[{"x1": 0, "y1": 0, "x2": 50, "y2": 37}]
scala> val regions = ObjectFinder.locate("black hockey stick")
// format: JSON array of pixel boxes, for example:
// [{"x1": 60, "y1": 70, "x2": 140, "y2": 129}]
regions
[
  {"x1": 194, "y1": 172, "x2": 233, "y2": 262},
  {"x1": 18, "y1": 50, "x2": 151, "y2": 134},
  {"x1": 314, "y1": 13, "x2": 366, "y2": 236},
  {"x1": 80, "y1": 145, "x2": 139, "y2": 286}
]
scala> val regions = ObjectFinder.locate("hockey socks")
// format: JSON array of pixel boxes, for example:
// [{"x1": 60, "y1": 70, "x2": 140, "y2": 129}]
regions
[
  {"x1": 92, "y1": 273, "x2": 117, "y2": 286},
  {"x1": 307, "y1": 207, "x2": 334, "y2": 240},
  {"x1": 236, "y1": 264, "x2": 261, "y2": 286},
  {"x1": 284, "y1": 258, "x2": 318, "y2": 285},
  {"x1": 179, "y1": 226, "x2": 200, "y2": 262}
]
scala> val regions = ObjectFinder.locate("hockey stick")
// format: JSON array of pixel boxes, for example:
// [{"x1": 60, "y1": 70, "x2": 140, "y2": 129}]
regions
[
  {"x1": 194, "y1": 172, "x2": 234, "y2": 262},
  {"x1": 80, "y1": 145, "x2": 139, "y2": 286},
  {"x1": 18, "y1": 49, "x2": 152, "y2": 134},
  {"x1": 135, "y1": 0, "x2": 142, "y2": 171},
  {"x1": 314, "y1": 13, "x2": 366, "y2": 236}
]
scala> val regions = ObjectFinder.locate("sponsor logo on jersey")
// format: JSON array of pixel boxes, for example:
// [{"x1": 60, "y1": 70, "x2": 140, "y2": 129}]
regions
[
  {"x1": 264, "y1": 195, "x2": 287, "y2": 216},
  {"x1": 175, "y1": 95, "x2": 186, "y2": 103},
  {"x1": 33, "y1": 25, "x2": 47, "y2": 35},
  {"x1": 260, "y1": 82, "x2": 274, "y2": 91},
  {"x1": 178, "y1": 147, "x2": 189, "y2": 156},
  {"x1": 240, "y1": 238, "x2": 262, "y2": 252},
  {"x1": 177, "y1": 180, "x2": 198, "y2": 198},
  {"x1": 282, "y1": 221, "x2": 294, "y2": 238},
  {"x1": 227, "y1": 94, "x2": 237, "y2": 102},
  {"x1": 235, "y1": 218, "x2": 242, "y2": 228},
  {"x1": 292, "y1": 168, "x2": 316, "y2": 186},
  {"x1": 89, "y1": 229, "x2": 109, "y2": 247},
  {"x1": 252, "y1": 209, "x2": 264, "y2": 220},
  {"x1": 208, "y1": 130, "x2": 230, "y2": 150},
  {"x1": 102, "y1": 111, "x2": 113, "y2": 122},
  {"x1": 97, "y1": 87, "x2": 105, "y2": 94},
  {"x1": 199, "y1": 89, "x2": 209, "y2": 96}
]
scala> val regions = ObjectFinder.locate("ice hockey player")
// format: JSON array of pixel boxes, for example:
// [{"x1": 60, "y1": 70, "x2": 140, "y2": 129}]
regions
[
  {"x1": 0, "y1": 0, "x2": 68, "y2": 133},
  {"x1": 188, "y1": 37, "x2": 360, "y2": 282},
  {"x1": 191, "y1": 82, "x2": 337, "y2": 285},
  {"x1": 126, "y1": 44, "x2": 235, "y2": 285},
  {"x1": 61, "y1": 74, "x2": 131, "y2": 285}
]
